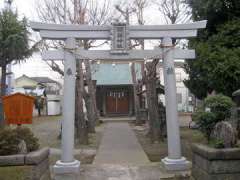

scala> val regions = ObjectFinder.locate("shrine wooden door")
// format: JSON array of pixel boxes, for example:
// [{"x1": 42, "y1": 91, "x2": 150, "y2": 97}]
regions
[{"x1": 106, "y1": 90, "x2": 129, "y2": 114}]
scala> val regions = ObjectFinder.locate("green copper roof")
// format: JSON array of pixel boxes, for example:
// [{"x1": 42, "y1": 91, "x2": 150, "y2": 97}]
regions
[{"x1": 92, "y1": 63, "x2": 142, "y2": 85}]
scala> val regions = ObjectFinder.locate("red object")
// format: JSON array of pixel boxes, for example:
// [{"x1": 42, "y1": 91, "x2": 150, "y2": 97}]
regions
[{"x1": 2, "y1": 93, "x2": 35, "y2": 124}]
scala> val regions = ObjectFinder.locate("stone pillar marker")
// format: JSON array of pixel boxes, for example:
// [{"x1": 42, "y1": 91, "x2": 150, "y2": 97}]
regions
[
  {"x1": 53, "y1": 37, "x2": 80, "y2": 178},
  {"x1": 161, "y1": 37, "x2": 190, "y2": 170}
]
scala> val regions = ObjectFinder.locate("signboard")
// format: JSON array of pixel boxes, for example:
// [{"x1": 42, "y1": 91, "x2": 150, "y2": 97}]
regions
[{"x1": 2, "y1": 93, "x2": 34, "y2": 124}]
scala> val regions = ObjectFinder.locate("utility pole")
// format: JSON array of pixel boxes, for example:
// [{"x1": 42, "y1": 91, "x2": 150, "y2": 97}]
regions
[
  {"x1": 64, "y1": 0, "x2": 66, "y2": 24},
  {"x1": 0, "y1": 0, "x2": 13, "y2": 127},
  {"x1": 4, "y1": 0, "x2": 13, "y2": 94}
]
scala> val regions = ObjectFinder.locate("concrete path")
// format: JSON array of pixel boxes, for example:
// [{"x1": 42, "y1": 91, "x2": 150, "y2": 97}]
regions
[
  {"x1": 93, "y1": 122, "x2": 150, "y2": 165},
  {"x1": 79, "y1": 163, "x2": 190, "y2": 180},
  {"x1": 53, "y1": 122, "x2": 191, "y2": 180}
]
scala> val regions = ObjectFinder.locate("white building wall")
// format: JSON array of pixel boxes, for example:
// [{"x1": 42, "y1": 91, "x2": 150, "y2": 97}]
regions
[{"x1": 157, "y1": 62, "x2": 193, "y2": 112}]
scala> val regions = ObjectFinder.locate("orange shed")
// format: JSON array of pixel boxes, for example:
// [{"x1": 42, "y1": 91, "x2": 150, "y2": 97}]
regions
[{"x1": 2, "y1": 93, "x2": 35, "y2": 125}]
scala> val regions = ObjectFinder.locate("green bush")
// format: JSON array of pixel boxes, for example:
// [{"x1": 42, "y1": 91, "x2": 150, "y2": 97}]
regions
[
  {"x1": 193, "y1": 111, "x2": 216, "y2": 141},
  {"x1": 204, "y1": 94, "x2": 235, "y2": 121},
  {"x1": 193, "y1": 94, "x2": 235, "y2": 142},
  {"x1": 0, "y1": 127, "x2": 39, "y2": 155},
  {"x1": 209, "y1": 139, "x2": 225, "y2": 149},
  {"x1": 0, "y1": 128, "x2": 19, "y2": 155}
]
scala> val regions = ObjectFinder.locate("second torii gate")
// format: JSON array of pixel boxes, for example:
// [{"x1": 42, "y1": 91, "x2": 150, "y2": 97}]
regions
[{"x1": 30, "y1": 20, "x2": 206, "y2": 177}]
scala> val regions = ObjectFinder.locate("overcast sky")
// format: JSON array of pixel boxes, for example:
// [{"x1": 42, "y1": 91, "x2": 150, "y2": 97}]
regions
[
  {"x1": 0, "y1": 0, "x2": 37, "y2": 20},
  {"x1": 0, "y1": 0, "x2": 170, "y2": 84},
  {"x1": 0, "y1": 0, "x2": 64, "y2": 83}
]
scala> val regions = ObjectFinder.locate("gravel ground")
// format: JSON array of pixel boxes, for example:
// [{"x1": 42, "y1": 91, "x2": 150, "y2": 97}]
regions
[
  {"x1": 25, "y1": 116, "x2": 61, "y2": 148},
  {"x1": 22, "y1": 116, "x2": 103, "y2": 165},
  {"x1": 24, "y1": 116, "x2": 103, "y2": 149}
]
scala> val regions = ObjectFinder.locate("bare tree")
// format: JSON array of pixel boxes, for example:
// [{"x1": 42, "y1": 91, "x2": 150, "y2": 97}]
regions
[
  {"x1": 83, "y1": 57, "x2": 97, "y2": 132},
  {"x1": 144, "y1": 0, "x2": 191, "y2": 142},
  {"x1": 155, "y1": 0, "x2": 191, "y2": 47},
  {"x1": 75, "y1": 60, "x2": 88, "y2": 144},
  {"x1": 35, "y1": 0, "x2": 112, "y2": 141},
  {"x1": 144, "y1": 60, "x2": 163, "y2": 142},
  {"x1": 154, "y1": 0, "x2": 191, "y2": 24},
  {"x1": 132, "y1": 2, "x2": 148, "y2": 68},
  {"x1": 133, "y1": 0, "x2": 164, "y2": 141}
]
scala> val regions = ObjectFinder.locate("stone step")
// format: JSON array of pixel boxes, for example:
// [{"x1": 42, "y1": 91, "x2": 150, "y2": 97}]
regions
[{"x1": 100, "y1": 117, "x2": 136, "y2": 123}]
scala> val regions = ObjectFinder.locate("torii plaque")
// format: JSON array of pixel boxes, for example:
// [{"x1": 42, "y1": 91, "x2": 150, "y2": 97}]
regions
[
  {"x1": 110, "y1": 22, "x2": 129, "y2": 54},
  {"x1": 30, "y1": 20, "x2": 207, "y2": 177}
]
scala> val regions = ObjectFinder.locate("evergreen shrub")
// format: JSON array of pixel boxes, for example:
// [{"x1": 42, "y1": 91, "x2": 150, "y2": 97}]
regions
[{"x1": 0, "y1": 127, "x2": 39, "y2": 155}]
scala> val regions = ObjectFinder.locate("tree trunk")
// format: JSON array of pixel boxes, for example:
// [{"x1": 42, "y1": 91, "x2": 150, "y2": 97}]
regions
[
  {"x1": 145, "y1": 78, "x2": 154, "y2": 141},
  {"x1": 84, "y1": 60, "x2": 96, "y2": 133},
  {"x1": 146, "y1": 78, "x2": 161, "y2": 142},
  {"x1": 150, "y1": 79, "x2": 161, "y2": 142},
  {"x1": 1, "y1": 64, "x2": 7, "y2": 97},
  {"x1": 145, "y1": 61, "x2": 164, "y2": 142},
  {"x1": 131, "y1": 63, "x2": 141, "y2": 125},
  {"x1": 0, "y1": 64, "x2": 7, "y2": 126},
  {"x1": 158, "y1": 101, "x2": 167, "y2": 139},
  {"x1": 75, "y1": 60, "x2": 88, "y2": 144},
  {"x1": 83, "y1": 89, "x2": 95, "y2": 133},
  {"x1": 92, "y1": 81, "x2": 99, "y2": 123}
]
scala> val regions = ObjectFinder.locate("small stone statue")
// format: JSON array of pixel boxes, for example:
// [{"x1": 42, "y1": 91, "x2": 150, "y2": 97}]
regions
[
  {"x1": 212, "y1": 121, "x2": 237, "y2": 148},
  {"x1": 18, "y1": 140, "x2": 27, "y2": 154}
]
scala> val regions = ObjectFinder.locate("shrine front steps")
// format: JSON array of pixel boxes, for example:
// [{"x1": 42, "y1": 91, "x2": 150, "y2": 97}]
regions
[{"x1": 99, "y1": 116, "x2": 136, "y2": 123}]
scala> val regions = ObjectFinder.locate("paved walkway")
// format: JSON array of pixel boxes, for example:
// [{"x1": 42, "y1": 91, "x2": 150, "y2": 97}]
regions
[
  {"x1": 54, "y1": 121, "x2": 191, "y2": 179},
  {"x1": 79, "y1": 163, "x2": 190, "y2": 180},
  {"x1": 93, "y1": 122, "x2": 150, "y2": 165}
]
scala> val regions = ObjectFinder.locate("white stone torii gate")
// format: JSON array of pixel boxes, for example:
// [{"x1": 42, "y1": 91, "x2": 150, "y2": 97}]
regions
[{"x1": 30, "y1": 20, "x2": 206, "y2": 177}]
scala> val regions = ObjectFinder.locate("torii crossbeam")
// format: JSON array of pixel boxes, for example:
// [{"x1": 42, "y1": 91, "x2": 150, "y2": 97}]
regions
[
  {"x1": 30, "y1": 20, "x2": 206, "y2": 178},
  {"x1": 42, "y1": 48, "x2": 195, "y2": 61},
  {"x1": 30, "y1": 20, "x2": 206, "y2": 39}
]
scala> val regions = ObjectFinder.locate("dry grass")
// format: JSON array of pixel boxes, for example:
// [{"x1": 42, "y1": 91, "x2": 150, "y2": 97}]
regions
[
  {"x1": 0, "y1": 166, "x2": 27, "y2": 180},
  {"x1": 21, "y1": 116, "x2": 103, "y2": 150},
  {"x1": 134, "y1": 126, "x2": 207, "y2": 162}
]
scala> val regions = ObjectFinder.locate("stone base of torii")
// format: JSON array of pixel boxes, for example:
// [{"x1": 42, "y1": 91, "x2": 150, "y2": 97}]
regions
[{"x1": 29, "y1": 20, "x2": 206, "y2": 179}]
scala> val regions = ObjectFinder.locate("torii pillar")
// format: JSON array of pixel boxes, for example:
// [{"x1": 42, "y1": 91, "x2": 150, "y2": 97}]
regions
[
  {"x1": 53, "y1": 37, "x2": 81, "y2": 178},
  {"x1": 161, "y1": 37, "x2": 190, "y2": 170}
]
